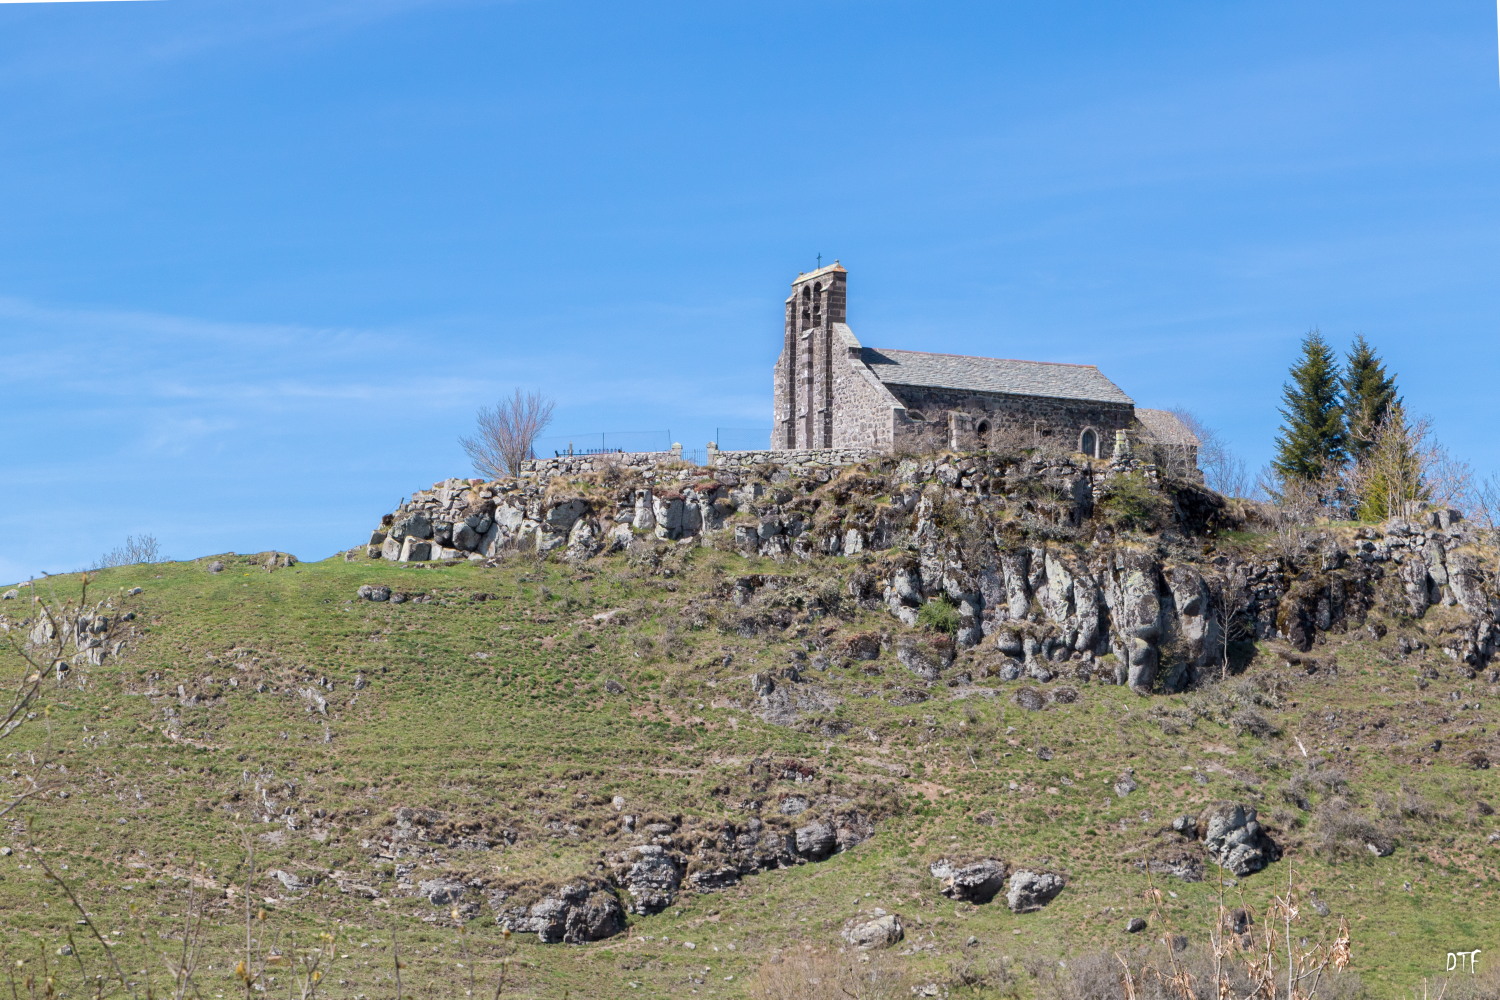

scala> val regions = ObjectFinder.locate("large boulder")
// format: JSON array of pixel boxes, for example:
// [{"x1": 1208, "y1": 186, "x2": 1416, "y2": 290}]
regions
[
  {"x1": 840, "y1": 910, "x2": 904, "y2": 950},
  {"x1": 452, "y1": 514, "x2": 493, "y2": 551},
  {"x1": 399, "y1": 537, "x2": 432, "y2": 562},
  {"x1": 543, "y1": 499, "x2": 589, "y2": 534},
  {"x1": 930, "y1": 858, "x2": 1008, "y2": 904},
  {"x1": 1199, "y1": 802, "x2": 1278, "y2": 876},
  {"x1": 654, "y1": 496, "x2": 687, "y2": 540},
  {"x1": 1005, "y1": 870, "x2": 1065, "y2": 913},
  {"x1": 398, "y1": 513, "x2": 433, "y2": 540},
  {"x1": 566, "y1": 518, "x2": 602, "y2": 561}
]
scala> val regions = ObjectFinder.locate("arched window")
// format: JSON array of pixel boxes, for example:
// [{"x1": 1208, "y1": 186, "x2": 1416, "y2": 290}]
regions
[
  {"x1": 1080, "y1": 428, "x2": 1099, "y2": 458},
  {"x1": 975, "y1": 419, "x2": 991, "y2": 449}
]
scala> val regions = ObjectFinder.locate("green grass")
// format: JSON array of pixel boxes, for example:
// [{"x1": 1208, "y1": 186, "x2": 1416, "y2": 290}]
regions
[{"x1": 0, "y1": 546, "x2": 1496, "y2": 997}]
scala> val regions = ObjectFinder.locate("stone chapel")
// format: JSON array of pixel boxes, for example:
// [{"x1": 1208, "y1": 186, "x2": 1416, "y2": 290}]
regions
[{"x1": 771, "y1": 262, "x2": 1197, "y2": 466}]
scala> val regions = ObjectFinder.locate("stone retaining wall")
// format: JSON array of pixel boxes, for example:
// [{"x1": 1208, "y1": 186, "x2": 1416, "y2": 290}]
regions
[
  {"x1": 708, "y1": 446, "x2": 884, "y2": 471},
  {"x1": 520, "y1": 446, "x2": 885, "y2": 482},
  {"x1": 519, "y1": 450, "x2": 683, "y2": 480}
]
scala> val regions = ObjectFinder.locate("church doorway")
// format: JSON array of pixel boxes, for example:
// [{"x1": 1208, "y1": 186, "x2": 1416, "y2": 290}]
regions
[{"x1": 1080, "y1": 428, "x2": 1099, "y2": 458}]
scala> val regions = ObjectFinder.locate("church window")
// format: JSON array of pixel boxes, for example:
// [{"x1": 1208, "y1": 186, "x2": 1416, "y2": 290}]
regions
[{"x1": 1080, "y1": 428, "x2": 1099, "y2": 458}]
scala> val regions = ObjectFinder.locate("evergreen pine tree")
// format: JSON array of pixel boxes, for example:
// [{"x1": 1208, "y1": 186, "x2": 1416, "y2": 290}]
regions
[
  {"x1": 1272, "y1": 329, "x2": 1346, "y2": 484},
  {"x1": 1341, "y1": 334, "x2": 1400, "y2": 463}
]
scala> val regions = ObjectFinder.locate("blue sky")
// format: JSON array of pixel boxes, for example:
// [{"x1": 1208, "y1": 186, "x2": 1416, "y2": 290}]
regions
[{"x1": 2, "y1": 0, "x2": 1497, "y2": 579}]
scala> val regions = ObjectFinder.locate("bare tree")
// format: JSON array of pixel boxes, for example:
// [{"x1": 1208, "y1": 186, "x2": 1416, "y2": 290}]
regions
[
  {"x1": 90, "y1": 533, "x2": 162, "y2": 571},
  {"x1": 1341, "y1": 409, "x2": 1482, "y2": 523},
  {"x1": 460, "y1": 389, "x2": 555, "y2": 480},
  {"x1": 1210, "y1": 574, "x2": 1252, "y2": 681},
  {"x1": 1169, "y1": 409, "x2": 1249, "y2": 497},
  {"x1": 1469, "y1": 474, "x2": 1500, "y2": 533},
  {"x1": 1254, "y1": 465, "x2": 1344, "y2": 559}
]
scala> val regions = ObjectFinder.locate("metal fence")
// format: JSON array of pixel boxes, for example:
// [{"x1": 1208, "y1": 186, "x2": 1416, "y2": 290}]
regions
[
  {"x1": 713, "y1": 427, "x2": 775, "y2": 451},
  {"x1": 530, "y1": 428, "x2": 773, "y2": 463},
  {"x1": 533, "y1": 430, "x2": 673, "y2": 458}
]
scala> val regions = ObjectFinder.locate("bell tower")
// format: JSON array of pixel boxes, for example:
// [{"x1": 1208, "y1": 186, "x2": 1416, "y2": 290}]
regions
[{"x1": 774, "y1": 261, "x2": 847, "y2": 448}]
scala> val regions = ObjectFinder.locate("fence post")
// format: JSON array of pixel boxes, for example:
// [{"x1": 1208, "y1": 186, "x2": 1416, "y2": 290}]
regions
[
  {"x1": 671, "y1": 442, "x2": 683, "y2": 461},
  {"x1": 706, "y1": 441, "x2": 718, "y2": 467}
]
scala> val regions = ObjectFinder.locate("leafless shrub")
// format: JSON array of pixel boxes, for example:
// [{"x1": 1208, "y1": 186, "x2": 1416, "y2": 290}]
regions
[
  {"x1": 1254, "y1": 469, "x2": 1347, "y2": 561},
  {"x1": 946, "y1": 954, "x2": 1017, "y2": 994},
  {"x1": 892, "y1": 415, "x2": 950, "y2": 457},
  {"x1": 460, "y1": 389, "x2": 555, "y2": 479},
  {"x1": 1183, "y1": 675, "x2": 1285, "y2": 729},
  {"x1": 1285, "y1": 759, "x2": 1349, "y2": 802},
  {"x1": 1231, "y1": 709, "x2": 1280, "y2": 739},
  {"x1": 984, "y1": 422, "x2": 1068, "y2": 461},
  {"x1": 1429, "y1": 962, "x2": 1500, "y2": 999},
  {"x1": 747, "y1": 947, "x2": 909, "y2": 1000},
  {"x1": 1099, "y1": 873, "x2": 1360, "y2": 1000},
  {"x1": 1466, "y1": 475, "x2": 1500, "y2": 533},
  {"x1": 1310, "y1": 796, "x2": 1396, "y2": 859},
  {"x1": 1393, "y1": 785, "x2": 1439, "y2": 822},
  {"x1": 90, "y1": 533, "x2": 162, "y2": 570}
]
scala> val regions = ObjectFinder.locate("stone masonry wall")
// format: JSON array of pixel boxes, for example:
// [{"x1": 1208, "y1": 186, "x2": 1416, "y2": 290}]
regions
[
  {"x1": 518, "y1": 447, "x2": 884, "y2": 484},
  {"x1": 887, "y1": 385, "x2": 1134, "y2": 458},
  {"x1": 518, "y1": 450, "x2": 683, "y2": 480},
  {"x1": 830, "y1": 325, "x2": 901, "y2": 449}
]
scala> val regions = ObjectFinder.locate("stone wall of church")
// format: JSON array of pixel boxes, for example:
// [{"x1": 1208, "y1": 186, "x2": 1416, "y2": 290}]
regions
[
  {"x1": 830, "y1": 342, "x2": 900, "y2": 449},
  {"x1": 886, "y1": 385, "x2": 1134, "y2": 457}
]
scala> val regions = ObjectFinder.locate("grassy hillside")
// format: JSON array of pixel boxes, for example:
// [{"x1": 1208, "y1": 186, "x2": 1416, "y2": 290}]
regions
[{"x1": 0, "y1": 531, "x2": 1497, "y2": 998}]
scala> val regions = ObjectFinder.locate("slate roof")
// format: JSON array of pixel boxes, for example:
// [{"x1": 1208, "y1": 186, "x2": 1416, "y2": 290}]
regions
[
  {"x1": 861, "y1": 348, "x2": 1135, "y2": 406},
  {"x1": 1135, "y1": 408, "x2": 1200, "y2": 447}
]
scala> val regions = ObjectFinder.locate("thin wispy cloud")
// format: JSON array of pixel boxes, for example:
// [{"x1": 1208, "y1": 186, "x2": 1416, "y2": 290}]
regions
[{"x1": 0, "y1": 0, "x2": 481, "y2": 83}]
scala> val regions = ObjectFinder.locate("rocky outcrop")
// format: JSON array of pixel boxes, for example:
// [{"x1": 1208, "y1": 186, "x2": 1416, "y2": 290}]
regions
[
  {"x1": 1199, "y1": 802, "x2": 1278, "y2": 876},
  {"x1": 609, "y1": 845, "x2": 685, "y2": 915},
  {"x1": 896, "y1": 633, "x2": 956, "y2": 680},
  {"x1": 417, "y1": 877, "x2": 468, "y2": 906},
  {"x1": 372, "y1": 458, "x2": 1500, "y2": 692},
  {"x1": 491, "y1": 879, "x2": 625, "y2": 944}
]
